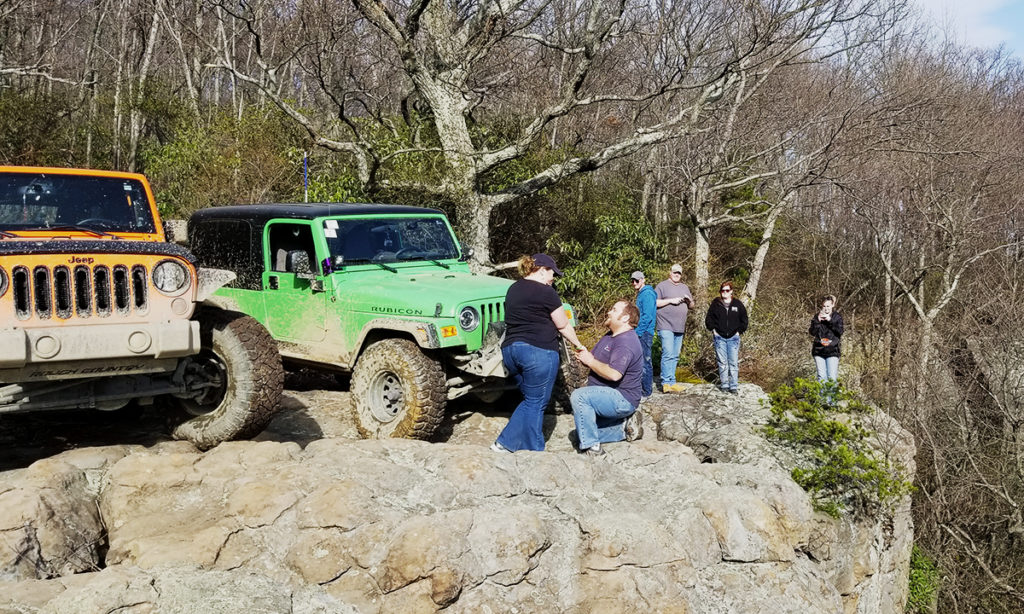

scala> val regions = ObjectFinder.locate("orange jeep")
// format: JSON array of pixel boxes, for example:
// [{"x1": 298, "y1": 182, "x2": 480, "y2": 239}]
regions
[{"x1": 0, "y1": 166, "x2": 282, "y2": 449}]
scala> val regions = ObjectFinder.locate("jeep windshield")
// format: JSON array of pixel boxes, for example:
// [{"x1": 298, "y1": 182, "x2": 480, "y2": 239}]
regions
[
  {"x1": 324, "y1": 216, "x2": 460, "y2": 265},
  {"x1": 0, "y1": 172, "x2": 157, "y2": 234}
]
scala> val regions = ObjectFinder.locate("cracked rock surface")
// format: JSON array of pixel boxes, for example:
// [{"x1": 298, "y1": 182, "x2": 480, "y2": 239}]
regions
[{"x1": 0, "y1": 382, "x2": 913, "y2": 613}]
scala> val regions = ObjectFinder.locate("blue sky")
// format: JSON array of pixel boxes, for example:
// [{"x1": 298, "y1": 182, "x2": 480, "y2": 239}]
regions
[{"x1": 915, "y1": 0, "x2": 1024, "y2": 55}]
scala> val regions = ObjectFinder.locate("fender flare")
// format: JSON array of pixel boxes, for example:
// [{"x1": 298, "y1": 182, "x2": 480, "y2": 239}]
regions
[{"x1": 195, "y1": 268, "x2": 238, "y2": 303}]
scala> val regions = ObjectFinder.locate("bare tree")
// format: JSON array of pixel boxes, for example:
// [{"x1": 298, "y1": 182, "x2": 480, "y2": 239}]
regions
[
  {"x1": 842, "y1": 44, "x2": 1024, "y2": 405},
  {"x1": 203, "y1": 0, "x2": 897, "y2": 264}
]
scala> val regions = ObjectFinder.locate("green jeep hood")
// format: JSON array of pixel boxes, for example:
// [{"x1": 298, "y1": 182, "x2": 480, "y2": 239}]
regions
[{"x1": 336, "y1": 269, "x2": 513, "y2": 318}]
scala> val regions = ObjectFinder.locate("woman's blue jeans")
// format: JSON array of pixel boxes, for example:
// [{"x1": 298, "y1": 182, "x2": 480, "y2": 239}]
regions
[
  {"x1": 712, "y1": 332, "x2": 741, "y2": 391},
  {"x1": 814, "y1": 355, "x2": 839, "y2": 382},
  {"x1": 496, "y1": 342, "x2": 559, "y2": 451},
  {"x1": 571, "y1": 386, "x2": 635, "y2": 450},
  {"x1": 658, "y1": 330, "x2": 684, "y2": 385}
]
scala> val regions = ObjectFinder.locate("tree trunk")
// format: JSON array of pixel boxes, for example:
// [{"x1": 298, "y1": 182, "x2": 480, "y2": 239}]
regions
[
  {"x1": 742, "y1": 202, "x2": 784, "y2": 307},
  {"x1": 694, "y1": 223, "x2": 711, "y2": 314},
  {"x1": 455, "y1": 196, "x2": 493, "y2": 268},
  {"x1": 917, "y1": 318, "x2": 934, "y2": 406},
  {"x1": 127, "y1": 7, "x2": 161, "y2": 172}
]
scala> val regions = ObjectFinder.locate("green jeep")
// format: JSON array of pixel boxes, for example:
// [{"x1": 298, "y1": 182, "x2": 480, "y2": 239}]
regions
[{"x1": 188, "y1": 203, "x2": 582, "y2": 439}]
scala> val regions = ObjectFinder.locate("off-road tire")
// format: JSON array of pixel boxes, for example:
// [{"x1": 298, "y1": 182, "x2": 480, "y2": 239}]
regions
[
  {"x1": 350, "y1": 338, "x2": 446, "y2": 439},
  {"x1": 169, "y1": 308, "x2": 283, "y2": 450},
  {"x1": 550, "y1": 339, "x2": 588, "y2": 413}
]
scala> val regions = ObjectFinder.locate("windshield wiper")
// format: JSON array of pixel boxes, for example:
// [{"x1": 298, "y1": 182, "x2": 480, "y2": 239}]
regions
[
  {"x1": 42, "y1": 225, "x2": 122, "y2": 239},
  {"x1": 396, "y1": 252, "x2": 451, "y2": 269},
  {"x1": 345, "y1": 259, "x2": 398, "y2": 273}
]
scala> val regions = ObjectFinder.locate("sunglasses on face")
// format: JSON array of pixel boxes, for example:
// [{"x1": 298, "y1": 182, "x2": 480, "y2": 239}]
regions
[{"x1": 721, "y1": 288, "x2": 732, "y2": 293}]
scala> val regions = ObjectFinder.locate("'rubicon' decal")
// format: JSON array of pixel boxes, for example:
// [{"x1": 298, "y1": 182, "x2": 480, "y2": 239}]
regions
[{"x1": 370, "y1": 306, "x2": 424, "y2": 315}]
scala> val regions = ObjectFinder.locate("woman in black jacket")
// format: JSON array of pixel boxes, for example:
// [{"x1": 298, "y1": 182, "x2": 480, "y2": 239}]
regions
[
  {"x1": 704, "y1": 281, "x2": 748, "y2": 394},
  {"x1": 809, "y1": 295, "x2": 843, "y2": 382}
]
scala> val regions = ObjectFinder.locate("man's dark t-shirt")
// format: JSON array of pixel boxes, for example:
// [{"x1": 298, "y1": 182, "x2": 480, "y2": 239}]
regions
[
  {"x1": 587, "y1": 331, "x2": 644, "y2": 408},
  {"x1": 502, "y1": 279, "x2": 564, "y2": 351}
]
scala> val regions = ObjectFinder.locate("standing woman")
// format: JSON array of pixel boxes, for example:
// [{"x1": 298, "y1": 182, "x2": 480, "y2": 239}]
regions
[
  {"x1": 704, "y1": 281, "x2": 748, "y2": 394},
  {"x1": 492, "y1": 254, "x2": 585, "y2": 452},
  {"x1": 809, "y1": 295, "x2": 844, "y2": 382}
]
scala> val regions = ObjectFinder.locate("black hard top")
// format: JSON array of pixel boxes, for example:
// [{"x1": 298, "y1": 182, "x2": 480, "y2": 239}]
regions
[{"x1": 189, "y1": 202, "x2": 445, "y2": 225}]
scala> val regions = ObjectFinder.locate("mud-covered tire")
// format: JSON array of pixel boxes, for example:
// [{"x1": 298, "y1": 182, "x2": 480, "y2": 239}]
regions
[
  {"x1": 350, "y1": 338, "x2": 446, "y2": 439},
  {"x1": 550, "y1": 339, "x2": 588, "y2": 412},
  {"x1": 169, "y1": 308, "x2": 283, "y2": 450}
]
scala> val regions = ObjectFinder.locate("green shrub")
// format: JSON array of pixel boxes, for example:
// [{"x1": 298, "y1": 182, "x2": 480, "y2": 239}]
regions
[
  {"x1": 906, "y1": 545, "x2": 940, "y2": 613},
  {"x1": 551, "y1": 211, "x2": 666, "y2": 324},
  {"x1": 761, "y1": 378, "x2": 913, "y2": 518}
]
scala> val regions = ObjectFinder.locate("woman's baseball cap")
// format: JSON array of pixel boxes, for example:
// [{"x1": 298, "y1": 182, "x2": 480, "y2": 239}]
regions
[{"x1": 532, "y1": 253, "x2": 563, "y2": 277}]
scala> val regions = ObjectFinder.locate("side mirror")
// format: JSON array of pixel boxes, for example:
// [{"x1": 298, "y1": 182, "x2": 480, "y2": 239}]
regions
[
  {"x1": 163, "y1": 219, "x2": 189, "y2": 246},
  {"x1": 459, "y1": 247, "x2": 475, "y2": 262},
  {"x1": 287, "y1": 250, "x2": 315, "y2": 278}
]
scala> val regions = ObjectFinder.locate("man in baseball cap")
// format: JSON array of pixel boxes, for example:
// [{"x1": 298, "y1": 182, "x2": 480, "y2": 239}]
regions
[
  {"x1": 630, "y1": 270, "x2": 656, "y2": 401},
  {"x1": 655, "y1": 264, "x2": 693, "y2": 391}
]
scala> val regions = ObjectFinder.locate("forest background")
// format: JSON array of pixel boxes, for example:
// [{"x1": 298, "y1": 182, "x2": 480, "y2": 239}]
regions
[{"x1": 2, "y1": 0, "x2": 1023, "y2": 611}]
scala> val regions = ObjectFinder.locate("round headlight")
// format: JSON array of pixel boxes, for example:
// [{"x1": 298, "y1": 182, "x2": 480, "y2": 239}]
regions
[
  {"x1": 458, "y1": 306, "x2": 480, "y2": 331},
  {"x1": 153, "y1": 260, "x2": 190, "y2": 295},
  {"x1": 0, "y1": 267, "x2": 7, "y2": 298}
]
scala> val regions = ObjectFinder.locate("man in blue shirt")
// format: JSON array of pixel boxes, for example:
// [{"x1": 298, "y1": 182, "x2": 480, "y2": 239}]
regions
[
  {"x1": 571, "y1": 300, "x2": 645, "y2": 456},
  {"x1": 630, "y1": 271, "x2": 657, "y2": 400}
]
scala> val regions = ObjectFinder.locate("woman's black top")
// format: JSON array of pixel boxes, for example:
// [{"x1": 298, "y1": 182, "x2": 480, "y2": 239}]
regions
[
  {"x1": 502, "y1": 279, "x2": 563, "y2": 351},
  {"x1": 809, "y1": 312, "x2": 844, "y2": 358}
]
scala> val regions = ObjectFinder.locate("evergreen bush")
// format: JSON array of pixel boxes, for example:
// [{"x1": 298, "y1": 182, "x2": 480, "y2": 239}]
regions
[{"x1": 761, "y1": 378, "x2": 913, "y2": 518}]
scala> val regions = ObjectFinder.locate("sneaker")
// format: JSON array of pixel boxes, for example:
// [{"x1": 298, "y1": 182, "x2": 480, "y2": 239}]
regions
[
  {"x1": 663, "y1": 383, "x2": 685, "y2": 393},
  {"x1": 583, "y1": 445, "x2": 605, "y2": 457},
  {"x1": 729, "y1": 388, "x2": 739, "y2": 395},
  {"x1": 624, "y1": 411, "x2": 644, "y2": 442},
  {"x1": 638, "y1": 395, "x2": 651, "y2": 405},
  {"x1": 490, "y1": 441, "x2": 512, "y2": 453}
]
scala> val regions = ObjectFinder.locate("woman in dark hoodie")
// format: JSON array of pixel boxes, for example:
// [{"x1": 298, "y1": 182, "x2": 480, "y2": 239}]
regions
[
  {"x1": 809, "y1": 294, "x2": 843, "y2": 382},
  {"x1": 704, "y1": 281, "x2": 748, "y2": 394}
]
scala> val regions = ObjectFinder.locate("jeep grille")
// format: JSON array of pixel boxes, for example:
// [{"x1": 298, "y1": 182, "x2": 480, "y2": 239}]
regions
[
  {"x1": 479, "y1": 300, "x2": 504, "y2": 337},
  {"x1": 12, "y1": 264, "x2": 149, "y2": 320}
]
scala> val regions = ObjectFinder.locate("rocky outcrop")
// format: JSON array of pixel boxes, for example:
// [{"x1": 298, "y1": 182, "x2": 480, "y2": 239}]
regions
[
  {"x1": 0, "y1": 383, "x2": 914, "y2": 614},
  {"x1": 0, "y1": 446, "x2": 134, "y2": 581},
  {"x1": 0, "y1": 564, "x2": 354, "y2": 614},
  {"x1": 653, "y1": 384, "x2": 916, "y2": 614}
]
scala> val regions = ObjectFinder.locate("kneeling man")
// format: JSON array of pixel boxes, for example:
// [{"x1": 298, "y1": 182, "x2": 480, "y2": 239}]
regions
[{"x1": 571, "y1": 300, "x2": 645, "y2": 456}]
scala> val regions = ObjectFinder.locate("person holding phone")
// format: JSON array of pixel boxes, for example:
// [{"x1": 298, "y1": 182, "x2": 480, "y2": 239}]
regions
[
  {"x1": 809, "y1": 294, "x2": 844, "y2": 382},
  {"x1": 654, "y1": 264, "x2": 694, "y2": 392}
]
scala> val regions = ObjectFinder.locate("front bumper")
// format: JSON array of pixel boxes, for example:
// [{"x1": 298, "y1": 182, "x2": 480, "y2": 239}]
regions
[{"x1": 0, "y1": 320, "x2": 201, "y2": 371}]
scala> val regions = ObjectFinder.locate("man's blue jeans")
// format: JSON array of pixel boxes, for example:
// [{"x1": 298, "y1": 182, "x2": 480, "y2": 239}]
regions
[
  {"x1": 638, "y1": 331, "x2": 654, "y2": 397},
  {"x1": 712, "y1": 332, "x2": 741, "y2": 391},
  {"x1": 571, "y1": 386, "x2": 635, "y2": 450},
  {"x1": 496, "y1": 342, "x2": 559, "y2": 451},
  {"x1": 658, "y1": 330, "x2": 684, "y2": 385},
  {"x1": 814, "y1": 356, "x2": 839, "y2": 382}
]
